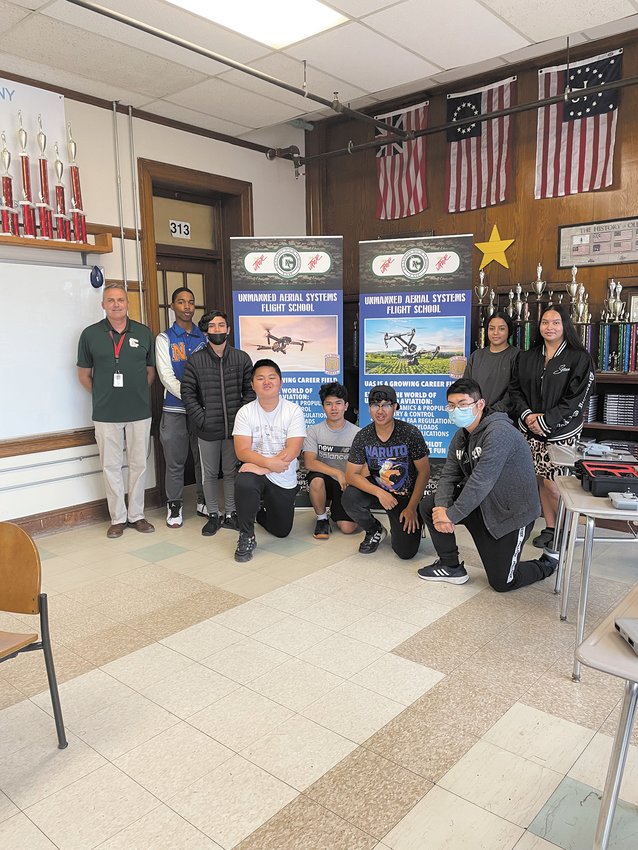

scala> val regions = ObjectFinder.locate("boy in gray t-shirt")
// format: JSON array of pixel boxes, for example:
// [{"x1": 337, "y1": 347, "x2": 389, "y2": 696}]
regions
[{"x1": 303, "y1": 382, "x2": 360, "y2": 539}]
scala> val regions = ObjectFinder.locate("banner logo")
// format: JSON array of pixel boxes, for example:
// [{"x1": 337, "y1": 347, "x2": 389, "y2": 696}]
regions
[
  {"x1": 243, "y1": 250, "x2": 332, "y2": 277},
  {"x1": 401, "y1": 248, "x2": 429, "y2": 279},
  {"x1": 372, "y1": 251, "x2": 460, "y2": 277},
  {"x1": 274, "y1": 247, "x2": 302, "y2": 278}
]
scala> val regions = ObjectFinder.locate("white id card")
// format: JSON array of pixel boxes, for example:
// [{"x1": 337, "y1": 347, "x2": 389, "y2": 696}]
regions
[{"x1": 113, "y1": 373, "x2": 124, "y2": 388}]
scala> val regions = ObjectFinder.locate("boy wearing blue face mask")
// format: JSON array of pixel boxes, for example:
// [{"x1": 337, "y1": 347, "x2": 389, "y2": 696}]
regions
[{"x1": 418, "y1": 378, "x2": 558, "y2": 592}]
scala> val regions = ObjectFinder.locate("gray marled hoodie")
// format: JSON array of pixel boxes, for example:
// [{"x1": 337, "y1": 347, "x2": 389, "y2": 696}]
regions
[{"x1": 435, "y1": 411, "x2": 541, "y2": 539}]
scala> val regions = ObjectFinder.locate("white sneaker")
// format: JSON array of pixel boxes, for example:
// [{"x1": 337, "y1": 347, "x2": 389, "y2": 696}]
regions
[
  {"x1": 166, "y1": 500, "x2": 183, "y2": 528},
  {"x1": 196, "y1": 501, "x2": 208, "y2": 517}
]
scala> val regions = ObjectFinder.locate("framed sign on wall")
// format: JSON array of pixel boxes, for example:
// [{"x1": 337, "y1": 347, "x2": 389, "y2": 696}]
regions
[{"x1": 558, "y1": 216, "x2": 638, "y2": 268}]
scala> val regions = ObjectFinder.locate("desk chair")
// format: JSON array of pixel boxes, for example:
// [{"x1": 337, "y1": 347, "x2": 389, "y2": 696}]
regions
[{"x1": 0, "y1": 522, "x2": 68, "y2": 749}]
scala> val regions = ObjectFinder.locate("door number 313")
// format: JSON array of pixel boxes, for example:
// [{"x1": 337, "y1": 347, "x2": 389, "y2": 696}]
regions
[{"x1": 169, "y1": 220, "x2": 191, "y2": 239}]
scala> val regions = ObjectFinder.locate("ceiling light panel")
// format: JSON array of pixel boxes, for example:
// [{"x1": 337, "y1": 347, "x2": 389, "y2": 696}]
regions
[{"x1": 165, "y1": 0, "x2": 348, "y2": 48}]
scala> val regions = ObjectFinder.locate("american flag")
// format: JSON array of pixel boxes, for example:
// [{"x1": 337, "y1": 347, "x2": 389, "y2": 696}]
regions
[
  {"x1": 446, "y1": 77, "x2": 516, "y2": 213},
  {"x1": 535, "y1": 49, "x2": 622, "y2": 199},
  {"x1": 375, "y1": 101, "x2": 428, "y2": 220}
]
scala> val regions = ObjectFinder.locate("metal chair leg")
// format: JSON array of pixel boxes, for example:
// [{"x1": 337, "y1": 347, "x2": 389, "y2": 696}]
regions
[
  {"x1": 572, "y1": 516, "x2": 596, "y2": 683},
  {"x1": 593, "y1": 680, "x2": 638, "y2": 849},
  {"x1": 554, "y1": 503, "x2": 569, "y2": 595},
  {"x1": 39, "y1": 594, "x2": 68, "y2": 749},
  {"x1": 560, "y1": 512, "x2": 580, "y2": 620}
]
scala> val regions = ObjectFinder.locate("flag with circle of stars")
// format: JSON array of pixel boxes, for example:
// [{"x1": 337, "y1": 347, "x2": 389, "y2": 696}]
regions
[
  {"x1": 535, "y1": 49, "x2": 622, "y2": 199},
  {"x1": 445, "y1": 77, "x2": 516, "y2": 213}
]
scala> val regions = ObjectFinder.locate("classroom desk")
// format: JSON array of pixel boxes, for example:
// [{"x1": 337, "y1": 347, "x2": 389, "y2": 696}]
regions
[
  {"x1": 575, "y1": 586, "x2": 638, "y2": 850},
  {"x1": 553, "y1": 476, "x2": 638, "y2": 682}
]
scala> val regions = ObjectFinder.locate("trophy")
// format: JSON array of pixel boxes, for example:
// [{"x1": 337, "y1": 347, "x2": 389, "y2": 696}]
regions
[
  {"x1": 0, "y1": 132, "x2": 19, "y2": 236},
  {"x1": 572, "y1": 282, "x2": 589, "y2": 324},
  {"x1": 506, "y1": 290, "x2": 515, "y2": 318},
  {"x1": 531, "y1": 262, "x2": 546, "y2": 299},
  {"x1": 36, "y1": 116, "x2": 53, "y2": 239},
  {"x1": 52, "y1": 143, "x2": 71, "y2": 241},
  {"x1": 487, "y1": 289, "x2": 496, "y2": 316},
  {"x1": 521, "y1": 290, "x2": 530, "y2": 322},
  {"x1": 513, "y1": 283, "x2": 524, "y2": 320},
  {"x1": 474, "y1": 269, "x2": 487, "y2": 304},
  {"x1": 566, "y1": 265, "x2": 579, "y2": 303},
  {"x1": 67, "y1": 124, "x2": 87, "y2": 243},
  {"x1": 17, "y1": 112, "x2": 36, "y2": 238}
]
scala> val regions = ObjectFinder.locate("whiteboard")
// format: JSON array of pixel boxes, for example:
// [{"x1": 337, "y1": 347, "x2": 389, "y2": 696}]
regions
[{"x1": 0, "y1": 261, "x2": 104, "y2": 440}]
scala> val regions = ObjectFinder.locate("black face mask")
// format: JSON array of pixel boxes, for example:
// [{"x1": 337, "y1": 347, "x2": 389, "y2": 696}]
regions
[{"x1": 207, "y1": 332, "x2": 227, "y2": 345}]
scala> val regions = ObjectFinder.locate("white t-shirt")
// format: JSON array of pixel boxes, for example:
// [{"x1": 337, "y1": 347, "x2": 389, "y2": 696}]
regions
[{"x1": 232, "y1": 397, "x2": 306, "y2": 489}]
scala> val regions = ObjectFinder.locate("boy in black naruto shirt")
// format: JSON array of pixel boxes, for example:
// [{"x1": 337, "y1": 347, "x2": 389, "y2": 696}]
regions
[{"x1": 343, "y1": 385, "x2": 430, "y2": 559}]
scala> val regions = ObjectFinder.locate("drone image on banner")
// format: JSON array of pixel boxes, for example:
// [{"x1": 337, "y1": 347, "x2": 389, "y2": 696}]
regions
[
  {"x1": 252, "y1": 326, "x2": 313, "y2": 354},
  {"x1": 383, "y1": 328, "x2": 441, "y2": 367}
]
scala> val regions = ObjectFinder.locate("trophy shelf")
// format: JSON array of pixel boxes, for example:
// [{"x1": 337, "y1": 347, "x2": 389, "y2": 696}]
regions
[{"x1": 0, "y1": 231, "x2": 112, "y2": 255}]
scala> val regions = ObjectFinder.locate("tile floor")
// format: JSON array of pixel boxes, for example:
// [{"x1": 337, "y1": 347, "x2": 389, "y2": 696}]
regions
[{"x1": 1, "y1": 498, "x2": 638, "y2": 849}]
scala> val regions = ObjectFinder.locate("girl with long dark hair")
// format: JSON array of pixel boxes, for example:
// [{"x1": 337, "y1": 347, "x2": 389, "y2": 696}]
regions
[
  {"x1": 464, "y1": 310, "x2": 519, "y2": 414},
  {"x1": 510, "y1": 303, "x2": 595, "y2": 549}
]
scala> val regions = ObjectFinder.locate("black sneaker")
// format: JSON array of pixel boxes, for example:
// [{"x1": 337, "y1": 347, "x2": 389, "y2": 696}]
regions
[
  {"x1": 234, "y1": 532, "x2": 257, "y2": 563},
  {"x1": 222, "y1": 512, "x2": 240, "y2": 531},
  {"x1": 538, "y1": 548, "x2": 559, "y2": 576},
  {"x1": 533, "y1": 528, "x2": 555, "y2": 549},
  {"x1": 202, "y1": 514, "x2": 221, "y2": 536},
  {"x1": 313, "y1": 519, "x2": 331, "y2": 539},
  {"x1": 417, "y1": 559, "x2": 469, "y2": 584},
  {"x1": 359, "y1": 522, "x2": 387, "y2": 554}
]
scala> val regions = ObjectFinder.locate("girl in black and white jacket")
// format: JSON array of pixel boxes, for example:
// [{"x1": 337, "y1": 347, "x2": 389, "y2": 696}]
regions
[{"x1": 510, "y1": 303, "x2": 595, "y2": 549}]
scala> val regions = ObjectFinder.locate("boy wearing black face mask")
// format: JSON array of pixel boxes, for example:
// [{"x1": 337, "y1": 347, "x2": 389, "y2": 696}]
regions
[
  {"x1": 418, "y1": 378, "x2": 557, "y2": 592},
  {"x1": 181, "y1": 310, "x2": 255, "y2": 536}
]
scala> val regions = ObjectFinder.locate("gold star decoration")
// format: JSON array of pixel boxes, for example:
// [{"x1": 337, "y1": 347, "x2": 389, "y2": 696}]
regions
[{"x1": 474, "y1": 224, "x2": 515, "y2": 270}]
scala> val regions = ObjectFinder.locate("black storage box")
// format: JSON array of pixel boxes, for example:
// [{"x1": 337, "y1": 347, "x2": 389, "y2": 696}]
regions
[{"x1": 574, "y1": 460, "x2": 638, "y2": 498}]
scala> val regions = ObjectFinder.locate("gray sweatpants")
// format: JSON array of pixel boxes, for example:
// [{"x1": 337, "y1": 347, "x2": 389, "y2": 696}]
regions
[
  {"x1": 199, "y1": 438, "x2": 238, "y2": 515},
  {"x1": 159, "y1": 412, "x2": 204, "y2": 503}
]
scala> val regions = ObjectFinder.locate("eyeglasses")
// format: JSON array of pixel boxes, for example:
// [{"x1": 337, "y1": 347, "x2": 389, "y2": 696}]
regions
[
  {"x1": 445, "y1": 401, "x2": 478, "y2": 412},
  {"x1": 370, "y1": 402, "x2": 394, "y2": 411}
]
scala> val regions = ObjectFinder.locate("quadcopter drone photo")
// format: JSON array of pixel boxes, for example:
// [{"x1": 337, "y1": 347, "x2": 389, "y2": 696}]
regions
[
  {"x1": 252, "y1": 327, "x2": 313, "y2": 354},
  {"x1": 383, "y1": 328, "x2": 440, "y2": 367},
  {"x1": 364, "y1": 316, "x2": 465, "y2": 375}
]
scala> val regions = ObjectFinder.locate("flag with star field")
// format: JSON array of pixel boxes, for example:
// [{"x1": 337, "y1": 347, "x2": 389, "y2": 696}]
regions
[
  {"x1": 535, "y1": 49, "x2": 622, "y2": 199},
  {"x1": 375, "y1": 101, "x2": 428, "y2": 220},
  {"x1": 445, "y1": 76, "x2": 516, "y2": 213}
]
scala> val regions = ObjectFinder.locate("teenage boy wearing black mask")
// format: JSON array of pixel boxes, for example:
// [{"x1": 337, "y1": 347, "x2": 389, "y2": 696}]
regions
[{"x1": 181, "y1": 310, "x2": 255, "y2": 536}]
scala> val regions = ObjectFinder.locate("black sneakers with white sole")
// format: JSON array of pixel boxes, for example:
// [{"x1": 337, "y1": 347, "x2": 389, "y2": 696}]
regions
[{"x1": 417, "y1": 559, "x2": 469, "y2": 584}]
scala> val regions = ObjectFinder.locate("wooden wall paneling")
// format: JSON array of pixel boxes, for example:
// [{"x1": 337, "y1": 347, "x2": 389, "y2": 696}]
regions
[{"x1": 308, "y1": 33, "x2": 638, "y2": 312}]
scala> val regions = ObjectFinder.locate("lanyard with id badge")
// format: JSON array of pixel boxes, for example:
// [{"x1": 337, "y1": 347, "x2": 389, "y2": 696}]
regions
[{"x1": 110, "y1": 330, "x2": 126, "y2": 387}]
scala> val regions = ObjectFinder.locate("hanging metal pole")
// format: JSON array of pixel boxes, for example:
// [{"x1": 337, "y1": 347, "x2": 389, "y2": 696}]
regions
[
  {"x1": 300, "y1": 72, "x2": 638, "y2": 166},
  {"x1": 64, "y1": 0, "x2": 407, "y2": 138},
  {"x1": 111, "y1": 101, "x2": 128, "y2": 289},
  {"x1": 128, "y1": 106, "x2": 145, "y2": 325}
]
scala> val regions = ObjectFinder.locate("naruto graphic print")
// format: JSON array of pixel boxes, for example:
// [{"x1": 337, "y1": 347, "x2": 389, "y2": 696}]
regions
[{"x1": 349, "y1": 419, "x2": 429, "y2": 497}]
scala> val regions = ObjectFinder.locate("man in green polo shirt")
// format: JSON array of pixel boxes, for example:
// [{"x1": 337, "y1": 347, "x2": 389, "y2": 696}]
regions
[{"x1": 77, "y1": 282, "x2": 156, "y2": 538}]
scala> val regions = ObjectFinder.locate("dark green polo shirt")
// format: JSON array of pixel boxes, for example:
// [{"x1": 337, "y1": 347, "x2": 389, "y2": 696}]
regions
[{"x1": 77, "y1": 318, "x2": 155, "y2": 423}]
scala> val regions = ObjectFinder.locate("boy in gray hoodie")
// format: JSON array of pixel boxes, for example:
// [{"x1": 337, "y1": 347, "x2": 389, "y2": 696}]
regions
[{"x1": 418, "y1": 378, "x2": 557, "y2": 592}]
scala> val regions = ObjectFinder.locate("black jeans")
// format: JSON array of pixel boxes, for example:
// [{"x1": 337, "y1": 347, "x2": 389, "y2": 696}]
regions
[
  {"x1": 235, "y1": 471, "x2": 298, "y2": 538},
  {"x1": 419, "y1": 494, "x2": 554, "y2": 592},
  {"x1": 342, "y1": 484, "x2": 422, "y2": 560}
]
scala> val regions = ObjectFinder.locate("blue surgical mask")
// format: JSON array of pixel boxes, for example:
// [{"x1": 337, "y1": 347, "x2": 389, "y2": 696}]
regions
[{"x1": 448, "y1": 405, "x2": 477, "y2": 429}]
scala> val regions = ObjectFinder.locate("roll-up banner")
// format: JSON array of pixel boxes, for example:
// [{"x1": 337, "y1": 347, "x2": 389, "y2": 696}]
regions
[
  {"x1": 358, "y1": 235, "x2": 473, "y2": 458},
  {"x1": 230, "y1": 236, "x2": 344, "y2": 505}
]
